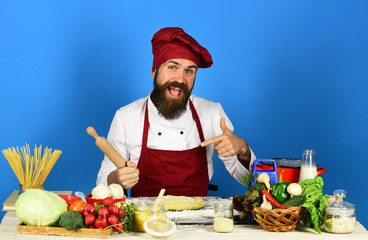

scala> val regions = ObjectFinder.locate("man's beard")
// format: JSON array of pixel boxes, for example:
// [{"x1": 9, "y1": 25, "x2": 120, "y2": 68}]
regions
[{"x1": 150, "y1": 77, "x2": 193, "y2": 120}]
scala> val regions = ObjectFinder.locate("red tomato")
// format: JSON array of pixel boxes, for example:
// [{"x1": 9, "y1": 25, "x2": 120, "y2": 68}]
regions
[{"x1": 69, "y1": 200, "x2": 87, "y2": 213}]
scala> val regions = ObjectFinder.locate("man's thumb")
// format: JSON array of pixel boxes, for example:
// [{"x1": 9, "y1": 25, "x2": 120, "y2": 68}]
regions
[
  {"x1": 126, "y1": 161, "x2": 136, "y2": 168},
  {"x1": 220, "y1": 118, "x2": 228, "y2": 133}
]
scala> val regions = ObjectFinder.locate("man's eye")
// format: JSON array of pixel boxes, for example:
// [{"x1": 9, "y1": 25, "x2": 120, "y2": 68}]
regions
[
  {"x1": 168, "y1": 66, "x2": 176, "y2": 70},
  {"x1": 186, "y1": 69, "x2": 194, "y2": 74}
]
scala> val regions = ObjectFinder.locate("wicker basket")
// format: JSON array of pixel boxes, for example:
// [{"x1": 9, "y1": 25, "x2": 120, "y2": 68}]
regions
[{"x1": 252, "y1": 207, "x2": 305, "y2": 232}]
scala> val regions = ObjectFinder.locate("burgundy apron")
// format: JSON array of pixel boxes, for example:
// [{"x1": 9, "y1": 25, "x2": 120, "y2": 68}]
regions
[{"x1": 131, "y1": 100, "x2": 209, "y2": 197}]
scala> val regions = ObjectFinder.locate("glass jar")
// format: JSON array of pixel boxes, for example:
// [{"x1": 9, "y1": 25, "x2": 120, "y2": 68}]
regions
[
  {"x1": 213, "y1": 202, "x2": 234, "y2": 233},
  {"x1": 324, "y1": 189, "x2": 356, "y2": 233},
  {"x1": 299, "y1": 149, "x2": 317, "y2": 181},
  {"x1": 133, "y1": 200, "x2": 166, "y2": 232}
]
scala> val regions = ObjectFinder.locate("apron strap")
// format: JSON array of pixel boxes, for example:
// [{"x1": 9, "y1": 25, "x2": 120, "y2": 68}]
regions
[
  {"x1": 141, "y1": 100, "x2": 150, "y2": 150},
  {"x1": 189, "y1": 100, "x2": 205, "y2": 142}
]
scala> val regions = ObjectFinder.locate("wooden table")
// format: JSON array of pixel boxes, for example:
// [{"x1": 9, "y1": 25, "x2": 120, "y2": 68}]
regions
[{"x1": 1, "y1": 211, "x2": 368, "y2": 240}]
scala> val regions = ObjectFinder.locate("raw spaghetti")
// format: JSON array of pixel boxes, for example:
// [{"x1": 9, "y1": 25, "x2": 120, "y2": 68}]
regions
[{"x1": 2, "y1": 143, "x2": 62, "y2": 190}]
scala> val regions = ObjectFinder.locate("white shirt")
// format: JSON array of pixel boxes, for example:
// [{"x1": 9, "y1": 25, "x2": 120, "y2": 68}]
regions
[{"x1": 96, "y1": 95, "x2": 256, "y2": 186}]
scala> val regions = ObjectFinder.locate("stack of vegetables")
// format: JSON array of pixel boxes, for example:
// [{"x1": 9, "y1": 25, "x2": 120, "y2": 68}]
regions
[
  {"x1": 233, "y1": 171, "x2": 329, "y2": 233},
  {"x1": 15, "y1": 184, "x2": 135, "y2": 234}
]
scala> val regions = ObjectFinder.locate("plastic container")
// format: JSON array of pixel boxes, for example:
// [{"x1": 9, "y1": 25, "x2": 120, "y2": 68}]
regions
[
  {"x1": 324, "y1": 189, "x2": 356, "y2": 233},
  {"x1": 250, "y1": 159, "x2": 279, "y2": 186},
  {"x1": 133, "y1": 200, "x2": 166, "y2": 232}
]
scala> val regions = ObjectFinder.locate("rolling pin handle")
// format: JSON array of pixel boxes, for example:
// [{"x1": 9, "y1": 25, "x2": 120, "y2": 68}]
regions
[{"x1": 86, "y1": 126, "x2": 99, "y2": 139}]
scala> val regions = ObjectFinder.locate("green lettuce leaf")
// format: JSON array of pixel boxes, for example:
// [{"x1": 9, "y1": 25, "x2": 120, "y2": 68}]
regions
[{"x1": 299, "y1": 176, "x2": 329, "y2": 234}]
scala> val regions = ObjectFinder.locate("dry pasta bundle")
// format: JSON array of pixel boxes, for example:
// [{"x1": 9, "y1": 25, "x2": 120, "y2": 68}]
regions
[{"x1": 2, "y1": 143, "x2": 62, "y2": 192}]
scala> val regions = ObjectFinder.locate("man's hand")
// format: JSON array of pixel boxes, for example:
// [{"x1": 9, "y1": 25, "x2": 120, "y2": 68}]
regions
[
  {"x1": 108, "y1": 161, "x2": 139, "y2": 189},
  {"x1": 201, "y1": 118, "x2": 248, "y2": 157}
]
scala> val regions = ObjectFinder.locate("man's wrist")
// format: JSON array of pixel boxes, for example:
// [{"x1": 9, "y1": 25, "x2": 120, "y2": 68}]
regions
[
  {"x1": 237, "y1": 141, "x2": 251, "y2": 170},
  {"x1": 107, "y1": 170, "x2": 116, "y2": 185}
]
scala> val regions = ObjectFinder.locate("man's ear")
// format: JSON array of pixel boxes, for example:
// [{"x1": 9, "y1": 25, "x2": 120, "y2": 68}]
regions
[{"x1": 151, "y1": 70, "x2": 156, "y2": 79}]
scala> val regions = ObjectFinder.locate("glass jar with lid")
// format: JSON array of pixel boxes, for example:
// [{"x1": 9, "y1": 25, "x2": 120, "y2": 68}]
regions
[
  {"x1": 133, "y1": 200, "x2": 166, "y2": 232},
  {"x1": 324, "y1": 189, "x2": 356, "y2": 233},
  {"x1": 213, "y1": 201, "x2": 234, "y2": 233}
]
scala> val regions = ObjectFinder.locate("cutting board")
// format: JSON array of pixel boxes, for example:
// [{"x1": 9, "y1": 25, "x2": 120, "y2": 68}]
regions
[{"x1": 17, "y1": 224, "x2": 112, "y2": 239}]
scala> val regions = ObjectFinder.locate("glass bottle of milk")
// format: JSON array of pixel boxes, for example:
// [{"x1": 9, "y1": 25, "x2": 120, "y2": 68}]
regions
[{"x1": 299, "y1": 149, "x2": 317, "y2": 181}]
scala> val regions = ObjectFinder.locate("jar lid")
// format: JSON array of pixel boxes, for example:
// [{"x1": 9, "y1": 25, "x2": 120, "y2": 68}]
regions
[{"x1": 326, "y1": 189, "x2": 355, "y2": 215}]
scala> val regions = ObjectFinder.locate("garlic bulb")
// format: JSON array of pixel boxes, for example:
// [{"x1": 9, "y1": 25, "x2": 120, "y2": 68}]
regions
[{"x1": 260, "y1": 194, "x2": 272, "y2": 210}]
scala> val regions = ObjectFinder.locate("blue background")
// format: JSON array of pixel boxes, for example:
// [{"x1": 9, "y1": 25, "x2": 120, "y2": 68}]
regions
[{"x1": 1, "y1": 0, "x2": 367, "y2": 229}]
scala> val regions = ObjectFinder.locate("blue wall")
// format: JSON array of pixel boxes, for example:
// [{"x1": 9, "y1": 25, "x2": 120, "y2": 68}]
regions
[{"x1": 1, "y1": 1, "x2": 367, "y2": 228}]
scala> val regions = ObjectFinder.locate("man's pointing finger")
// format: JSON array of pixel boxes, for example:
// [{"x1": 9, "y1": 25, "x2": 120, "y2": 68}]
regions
[{"x1": 201, "y1": 136, "x2": 222, "y2": 147}]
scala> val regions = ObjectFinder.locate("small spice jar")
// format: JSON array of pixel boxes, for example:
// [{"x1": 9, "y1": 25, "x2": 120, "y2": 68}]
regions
[
  {"x1": 133, "y1": 200, "x2": 166, "y2": 232},
  {"x1": 324, "y1": 189, "x2": 356, "y2": 233},
  {"x1": 213, "y1": 202, "x2": 234, "y2": 233}
]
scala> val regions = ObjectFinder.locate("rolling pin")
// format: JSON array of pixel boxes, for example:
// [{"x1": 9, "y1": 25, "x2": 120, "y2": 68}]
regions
[{"x1": 86, "y1": 126, "x2": 126, "y2": 169}]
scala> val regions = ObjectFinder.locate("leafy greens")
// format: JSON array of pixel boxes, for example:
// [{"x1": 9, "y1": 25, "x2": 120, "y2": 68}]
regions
[{"x1": 299, "y1": 176, "x2": 329, "y2": 234}]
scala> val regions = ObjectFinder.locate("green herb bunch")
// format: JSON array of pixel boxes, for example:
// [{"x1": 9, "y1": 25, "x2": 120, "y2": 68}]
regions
[{"x1": 119, "y1": 202, "x2": 135, "y2": 232}]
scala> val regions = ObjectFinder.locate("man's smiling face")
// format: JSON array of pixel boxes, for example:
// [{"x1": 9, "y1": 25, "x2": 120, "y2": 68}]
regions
[{"x1": 150, "y1": 58, "x2": 197, "y2": 119}]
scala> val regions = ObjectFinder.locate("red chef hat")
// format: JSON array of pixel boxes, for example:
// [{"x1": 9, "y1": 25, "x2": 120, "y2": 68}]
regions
[{"x1": 151, "y1": 27, "x2": 213, "y2": 72}]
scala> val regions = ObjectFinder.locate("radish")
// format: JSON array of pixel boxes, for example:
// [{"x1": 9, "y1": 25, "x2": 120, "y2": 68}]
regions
[
  {"x1": 117, "y1": 208, "x2": 124, "y2": 217},
  {"x1": 113, "y1": 221, "x2": 124, "y2": 232},
  {"x1": 107, "y1": 214, "x2": 119, "y2": 225},
  {"x1": 108, "y1": 205, "x2": 119, "y2": 216},
  {"x1": 85, "y1": 203, "x2": 95, "y2": 214},
  {"x1": 85, "y1": 213, "x2": 96, "y2": 226},
  {"x1": 98, "y1": 207, "x2": 109, "y2": 218},
  {"x1": 82, "y1": 209, "x2": 89, "y2": 217},
  {"x1": 94, "y1": 218, "x2": 108, "y2": 229},
  {"x1": 103, "y1": 197, "x2": 114, "y2": 206}
]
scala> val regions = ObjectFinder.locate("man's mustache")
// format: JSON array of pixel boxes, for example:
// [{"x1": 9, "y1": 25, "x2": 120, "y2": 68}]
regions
[{"x1": 164, "y1": 81, "x2": 186, "y2": 90}]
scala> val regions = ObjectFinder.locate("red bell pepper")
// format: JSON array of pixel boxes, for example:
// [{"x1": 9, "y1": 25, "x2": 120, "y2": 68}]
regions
[{"x1": 261, "y1": 189, "x2": 290, "y2": 209}]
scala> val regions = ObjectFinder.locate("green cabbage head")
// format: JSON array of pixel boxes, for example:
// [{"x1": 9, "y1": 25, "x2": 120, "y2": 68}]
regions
[{"x1": 15, "y1": 189, "x2": 68, "y2": 226}]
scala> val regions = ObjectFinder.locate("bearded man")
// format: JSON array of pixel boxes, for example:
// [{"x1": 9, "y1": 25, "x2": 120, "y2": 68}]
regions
[{"x1": 96, "y1": 27, "x2": 256, "y2": 197}]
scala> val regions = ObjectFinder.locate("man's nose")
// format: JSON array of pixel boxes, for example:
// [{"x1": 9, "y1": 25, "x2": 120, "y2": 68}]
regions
[{"x1": 175, "y1": 70, "x2": 185, "y2": 83}]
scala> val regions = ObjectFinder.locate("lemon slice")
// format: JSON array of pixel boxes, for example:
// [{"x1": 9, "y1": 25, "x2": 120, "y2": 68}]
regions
[{"x1": 143, "y1": 217, "x2": 176, "y2": 238}]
